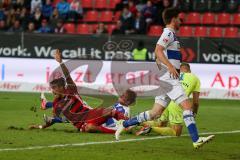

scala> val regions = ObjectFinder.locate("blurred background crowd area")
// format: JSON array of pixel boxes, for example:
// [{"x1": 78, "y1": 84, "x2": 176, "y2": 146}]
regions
[{"x1": 0, "y1": 0, "x2": 239, "y2": 37}]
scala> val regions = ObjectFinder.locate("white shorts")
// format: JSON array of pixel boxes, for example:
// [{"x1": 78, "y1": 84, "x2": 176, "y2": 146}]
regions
[{"x1": 155, "y1": 71, "x2": 188, "y2": 107}]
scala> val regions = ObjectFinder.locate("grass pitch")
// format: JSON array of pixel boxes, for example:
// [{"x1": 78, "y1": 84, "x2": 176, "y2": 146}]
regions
[{"x1": 0, "y1": 92, "x2": 240, "y2": 160}]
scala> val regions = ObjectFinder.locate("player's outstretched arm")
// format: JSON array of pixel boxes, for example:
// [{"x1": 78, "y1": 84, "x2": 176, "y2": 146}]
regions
[
  {"x1": 155, "y1": 45, "x2": 179, "y2": 79},
  {"x1": 29, "y1": 123, "x2": 53, "y2": 130},
  {"x1": 54, "y1": 49, "x2": 77, "y2": 89}
]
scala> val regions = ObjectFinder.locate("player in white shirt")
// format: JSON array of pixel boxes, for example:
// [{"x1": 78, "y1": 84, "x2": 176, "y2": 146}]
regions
[{"x1": 115, "y1": 7, "x2": 214, "y2": 149}]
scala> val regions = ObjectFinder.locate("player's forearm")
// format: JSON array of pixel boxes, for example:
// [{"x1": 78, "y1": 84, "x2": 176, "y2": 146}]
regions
[
  {"x1": 155, "y1": 46, "x2": 173, "y2": 68},
  {"x1": 192, "y1": 103, "x2": 199, "y2": 115},
  {"x1": 42, "y1": 123, "x2": 53, "y2": 129},
  {"x1": 60, "y1": 62, "x2": 70, "y2": 80},
  {"x1": 192, "y1": 92, "x2": 200, "y2": 115},
  {"x1": 30, "y1": 123, "x2": 53, "y2": 129},
  {"x1": 60, "y1": 62, "x2": 76, "y2": 86},
  {"x1": 38, "y1": 117, "x2": 65, "y2": 129}
]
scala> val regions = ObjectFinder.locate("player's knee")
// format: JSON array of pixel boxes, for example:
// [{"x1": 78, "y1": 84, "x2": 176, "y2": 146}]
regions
[
  {"x1": 150, "y1": 108, "x2": 164, "y2": 119},
  {"x1": 149, "y1": 112, "x2": 159, "y2": 119},
  {"x1": 180, "y1": 99, "x2": 192, "y2": 110}
]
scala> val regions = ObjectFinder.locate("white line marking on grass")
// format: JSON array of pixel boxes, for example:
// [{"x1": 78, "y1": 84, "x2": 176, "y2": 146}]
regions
[{"x1": 0, "y1": 130, "x2": 240, "y2": 152}]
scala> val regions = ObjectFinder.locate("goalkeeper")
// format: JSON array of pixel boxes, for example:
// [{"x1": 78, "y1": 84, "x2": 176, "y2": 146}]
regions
[{"x1": 137, "y1": 63, "x2": 201, "y2": 136}]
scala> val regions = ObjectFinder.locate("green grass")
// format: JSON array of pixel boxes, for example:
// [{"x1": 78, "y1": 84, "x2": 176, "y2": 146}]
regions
[{"x1": 0, "y1": 92, "x2": 240, "y2": 160}]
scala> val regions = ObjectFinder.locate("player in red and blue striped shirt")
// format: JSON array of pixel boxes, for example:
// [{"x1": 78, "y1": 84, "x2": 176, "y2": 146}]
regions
[{"x1": 30, "y1": 50, "x2": 136, "y2": 134}]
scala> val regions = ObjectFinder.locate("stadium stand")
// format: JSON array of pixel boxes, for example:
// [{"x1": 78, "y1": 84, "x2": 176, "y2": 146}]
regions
[
  {"x1": 185, "y1": 12, "x2": 201, "y2": 25},
  {"x1": 194, "y1": 26, "x2": 207, "y2": 37},
  {"x1": 179, "y1": 26, "x2": 193, "y2": 37},
  {"x1": 64, "y1": 23, "x2": 75, "y2": 33},
  {"x1": 202, "y1": 12, "x2": 215, "y2": 25},
  {"x1": 147, "y1": 25, "x2": 163, "y2": 37},
  {"x1": 209, "y1": 26, "x2": 223, "y2": 38},
  {"x1": 0, "y1": 0, "x2": 238, "y2": 37},
  {"x1": 224, "y1": 27, "x2": 238, "y2": 38},
  {"x1": 76, "y1": 23, "x2": 92, "y2": 34},
  {"x1": 216, "y1": 13, "x2": 230, "y2": 25}
]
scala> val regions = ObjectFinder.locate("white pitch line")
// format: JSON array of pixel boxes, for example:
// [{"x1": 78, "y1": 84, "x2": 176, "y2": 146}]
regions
[{"x1": 0, "y1": 130, "x2": 240, "y2": 152}]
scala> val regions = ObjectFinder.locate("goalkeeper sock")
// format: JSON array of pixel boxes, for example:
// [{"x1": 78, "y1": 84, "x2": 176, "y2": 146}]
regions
[
  {"x1": 152, "y1": 127, "x2": 176, "y2": 136},
  {"x1": 183, "y1": 110, "x2": 199, "y2": 142},
  {"x1": 123, "y1": 111, "x2": 151, "y2": 128}
]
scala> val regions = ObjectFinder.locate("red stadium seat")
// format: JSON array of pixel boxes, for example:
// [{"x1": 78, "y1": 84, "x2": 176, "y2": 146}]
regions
[
  {"x1": 202, "y1": 12, "x2": 215, "y2": 25},
  {"x1": 209, "y1": 27, "x2": 223, "y2": 38},
  {"x1": 81, "y1": 0, "x2": 93, "y2": 8},
  {"x1": 109, "y1": 0, "x2": 121, "y2": 9},
  {"x1": 107, "y1": 24, "x2": 117, "y2": 34},
  {"x1": 84, "y1": 10, "x2": 99, "y2": 22},
  {"x1": 231, "y1": 13, "x2": 240, "y2": 25},
  {"x1": 114, "y1": 11, "x2": 122, "y2": 21},
  {"x1": 99, "y1": 11, "x2": 113, "y2": 22},
  {"x1": 178, "y1": 12, "x2": 185, "y2": 19},
  {"x1": 179, "y1": 26, "x2": 193, "y2": 37},
  {"x1": 224, "y1": 27, "x2": 238, "y2": 38},
  {"x1": 91, "y1": 24, "x2": 98, "y2": 33},
  {"x1": 94, "y1": 0, "x2": 108, "y2": 9},
  {"x1": 64, "y1": 23, "x2": 75, "y2": 34},
  {"x1": 216, "y1": 13, "x2": 230, "y2": 25},
  {"x1": 194, "y1": 26, "x2": 207, "y2": 37},
  {"x1": 178, "y1": 12, "x2": 186, "y2": 24},
  {"x1": 76, "y1": 24, "x2": 92, "y2": 34},
  {"x1": 147, "y1": 25, "x2": 163, "y2": 37},
  {"x1": 185, "y1": 12, "x2": 201, "y2": 24}
]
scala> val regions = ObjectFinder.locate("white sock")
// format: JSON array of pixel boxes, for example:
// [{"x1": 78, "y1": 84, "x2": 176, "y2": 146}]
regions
[{"x1": 137, "y1": 111, "x2": 151, "y2": 123}]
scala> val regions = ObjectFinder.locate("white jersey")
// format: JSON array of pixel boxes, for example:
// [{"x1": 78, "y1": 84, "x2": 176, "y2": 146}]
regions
[
  {"x1": 102, "y1": 103, "x2": 130, "y2": 130},
  {"x1": 157, "y1": 27, "x2": 181, "y2": 69},
  {"x1": 155, "y1": 28, "x2": 188, "y2": 107}
]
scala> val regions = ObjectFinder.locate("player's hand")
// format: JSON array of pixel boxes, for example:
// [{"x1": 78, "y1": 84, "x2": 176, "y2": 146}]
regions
[
  {"x1": 168, "y1": 65, "x2": 179, "y2": 79},
  {"x1": 54, "y1": 49, "x2": 62, "y2": 63},
  {"x1": 29, "y1": 124, "x2": 42, "y2": 129}
]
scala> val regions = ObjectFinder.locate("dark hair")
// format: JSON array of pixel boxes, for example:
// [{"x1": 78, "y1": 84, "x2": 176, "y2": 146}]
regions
[
  {"x1": 125, "y1": 89, "x2": 137, "y2": 105},
  {"x1": 50, "y1": 77, "x2": 66, "y2": 87},
  {"x1": 180, "y1": 62, "x2": 191, "y2": 70},
  {"x1": 162, "y1": 7, "x2": 180, "y2": 25},
  {"x1": 137, "y1": 40, "x2": 145, "y2": 50}
]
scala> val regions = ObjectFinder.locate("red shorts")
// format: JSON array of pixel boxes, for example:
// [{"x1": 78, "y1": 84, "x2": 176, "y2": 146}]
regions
[{"x1": 74, "y1": 108, "x2": 110, "y2": 129}]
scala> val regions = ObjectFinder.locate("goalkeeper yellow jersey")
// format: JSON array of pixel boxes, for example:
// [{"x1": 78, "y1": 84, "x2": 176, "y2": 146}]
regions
[{"x1": 168, "y1": 72, "x2": 200, "y2": 111}]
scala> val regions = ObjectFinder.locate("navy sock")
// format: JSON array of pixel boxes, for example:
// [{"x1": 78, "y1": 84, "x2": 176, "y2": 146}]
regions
[{"x1": 123, "y1": 111, "x2": 151, "y2": 128}]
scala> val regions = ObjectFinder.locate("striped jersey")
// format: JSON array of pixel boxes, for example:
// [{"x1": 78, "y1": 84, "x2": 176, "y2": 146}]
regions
[
  {"x1": 52, "y1": 85, "x2": 91, "y2": 121},
  {"x1": 157, "y1": 27, "x2": 182, "y2": 69}
]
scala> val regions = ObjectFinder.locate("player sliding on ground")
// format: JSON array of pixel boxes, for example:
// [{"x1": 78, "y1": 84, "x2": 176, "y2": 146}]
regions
[
  {"x1": 136, "y1": 63, "x2": 201, "y2": 137},
  {"x1": 37, "y1": 92, "x2": 132, "y2": 132},
  {"x1": 30, "y1": 49, "x2": 136, "y2": 134},
  {"x1": 115, "y1": 7, "x2": 214, "y2": 149}
]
